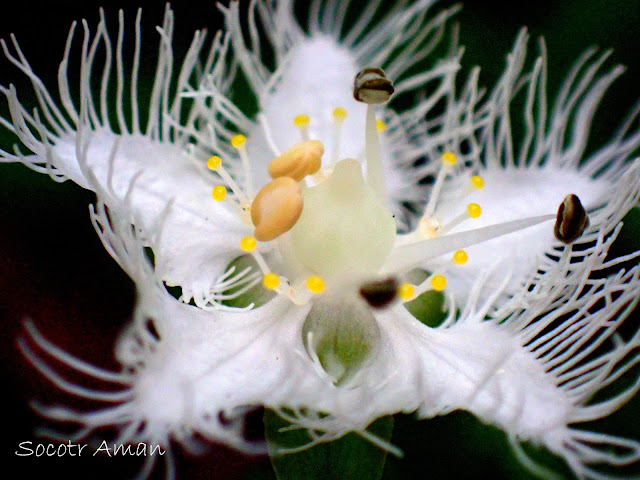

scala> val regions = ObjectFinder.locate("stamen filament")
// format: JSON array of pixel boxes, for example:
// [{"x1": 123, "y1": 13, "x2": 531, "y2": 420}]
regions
[
  {"x1": 440, "y1": 203, "x2": 482, "y2": 234},
  {"x1": 249, "y1": 250, "x2": 271, "y2": 274},
  {"x1": 440, "y1": 212, "x2": 467, "y2": 233},
  {"x1": 238, "y1": 236, "x2": 273, "y2": 275},
  {"x1": 231, "y1": 134, "x2": 254, "y2": 197},
  {"x1": 208, "y1": 154, "x2": 250, "y2": 206},
  {"x1": 365, "y1": 104, "x2": 386, "y2": 198},
  {"x1": 294, "y1": 114, "x2": 310, "y2": 141},
  {"x1": 258, "y1": 113, "x2": 281, "y2": 156},
  {"x1": 331, "y1": 107, "x2": 347, "y2": 165},
  {"x1": 423, "y1": 152, "x2": 456, "y2": 218},
  {"x1": 381, "y1": 214, "x2": 556, "y2": 274}
]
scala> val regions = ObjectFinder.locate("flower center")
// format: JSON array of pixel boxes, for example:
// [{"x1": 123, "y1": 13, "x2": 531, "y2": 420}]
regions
[
  {"x1": 205, "y1": 67, "x2": 587, "y2": 309},
  {"x1": 290, "y1": 158, "x2": 397, "y2": 279}
]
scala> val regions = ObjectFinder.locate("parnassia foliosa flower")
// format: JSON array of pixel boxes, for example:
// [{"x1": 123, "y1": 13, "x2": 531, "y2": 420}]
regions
[{"x1": 2, "y1": 1, "x2": 640, "y2": 479}]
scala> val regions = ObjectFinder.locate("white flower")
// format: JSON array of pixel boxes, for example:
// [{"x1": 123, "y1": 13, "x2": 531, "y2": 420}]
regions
[{"x1": 2, "y1": 2, "x2": 640, "y2": 480}]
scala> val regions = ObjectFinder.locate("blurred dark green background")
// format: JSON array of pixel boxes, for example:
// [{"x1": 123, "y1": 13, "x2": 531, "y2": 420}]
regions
[{"x1": 1, "y1": 1, "x2": 638, "y2": 479}]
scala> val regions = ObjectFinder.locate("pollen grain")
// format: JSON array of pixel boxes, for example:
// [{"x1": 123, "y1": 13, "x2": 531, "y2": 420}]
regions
[
  {"x1": 453, "y1": 250, "x2": 468, "y2": 265},
  {"x1": 263, "y1": 273, "x2": 280, "y2": 290},
  {"x1": 398, "y1": 283, "x2": 415, "y2": 300},
  {"x1": 467, "y1": 203, "x2": 482, "y2": 218},
  {"x1": 231, "y1": 134, "x2": 246, "y2": 148},
  {"x1": 431, "y1": 274, "x2": 447, "y2": 292},
  {"x1": 207, "y1": 155, "x2": 222, "y2": 170},
  {"x1": 442, "y1": 152, "x2": 457, "y2": 166},
  {"x1": 470, "y1": 175, "x2": 484, "y2": 189},
  {"x1": 240, "y1": 236, "x2": 257, "y2": 252},
  {"x1": 306, "y1": 276, "x2": 325, "y2": 294},
  {"x1": 293, "y1": 114, "x2": 310, "y2": 128}
]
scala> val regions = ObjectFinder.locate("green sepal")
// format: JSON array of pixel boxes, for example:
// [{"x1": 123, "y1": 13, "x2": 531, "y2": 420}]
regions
[{"x1": 264, "y1": 409, "x2": 394, "y2": 480}]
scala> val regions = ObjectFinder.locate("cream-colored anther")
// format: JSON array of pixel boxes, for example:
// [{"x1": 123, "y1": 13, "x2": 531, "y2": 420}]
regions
[
  {"x1": 251, "y1": 177, "x2": 304, "y2": 241},
  {"x1": 268, "y1": 140, "x2": 324, "y2": 182}
]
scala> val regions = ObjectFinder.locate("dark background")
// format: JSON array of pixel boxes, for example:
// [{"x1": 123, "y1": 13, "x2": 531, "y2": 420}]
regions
[{"x1": 1, "y1": 1, "x2": 639, "y2": 479}]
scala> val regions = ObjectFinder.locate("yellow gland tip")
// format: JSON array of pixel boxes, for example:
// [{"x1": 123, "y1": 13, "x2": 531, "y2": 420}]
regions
[
  {"x1": 442, "y1": 151, "x2": 457, "y2": 166},
  {"x1": 376, "y1": 119, "x2": 387, "y2": 133},
  {"x1": 263, "y1": 273, "x2": 280, "y2": 290},
  {"x1": 467, "y1": 203, "x2": 482, "y2": 218},
  {"x1": 333, "y1": 107, "x2": 347, "y2": 121},
  {"x1": 212, "y1": 185, "x2": 227, "y2": 201},
  {"x1": 398, "y1": 283, "x2": 415, "y2": 300},
  {"x1": 207, "y1": 155, "x2": 222, "y2": 170},
  {"x1": 453, "y1": 250, "x2": 468, "y2": 265},
  {"x1": 240, "y1": 236, "x2": 257, "y2": 252},
  {"x1": 306, "y1": 275, "x2": 325, "y2": 294},
  {"x1": 294, "y1": 114, "x2": 310, "y2": 128},
  {"x1": 471, "y1": 175, "x2": 485, "y2": 189},
  {"x1": 431, "y1": 274, "x2": 447, "y2": 292},
  {"x1": 231, "y1": 134, "x2": 246, "y2": 148}
]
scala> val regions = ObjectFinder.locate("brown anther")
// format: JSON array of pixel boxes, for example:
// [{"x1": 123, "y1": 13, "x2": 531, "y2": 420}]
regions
[
  {"x1": 251, "y1": 177, "x2": 304, "y2": 241},
  {"x1": 353, "y1": 67, "x2": 394, "y2": 104},
  {"x1": 554, "y1": 194, "x2": 590, "y2": 244},
  {"x1": 359, "y1": 277, "x2": 399, "y2": 309},
  {"x1": 268, "y1": 140, "x2": 324, "y2": 182}
]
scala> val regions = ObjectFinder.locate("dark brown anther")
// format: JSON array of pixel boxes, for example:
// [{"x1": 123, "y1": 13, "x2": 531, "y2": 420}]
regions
[
  {"x1": 554, "y1": 194, "x2": 590, "y2": 244},
  {"x1": 359, "y1": 277, "x2": 399, "y2": 309},
  {"x1": 353, "y1": 67, "x2": 394, "y2": 104}
]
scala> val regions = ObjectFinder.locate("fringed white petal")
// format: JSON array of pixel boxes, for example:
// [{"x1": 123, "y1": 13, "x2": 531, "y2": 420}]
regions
[
  {"x1": 0, "y1": 8, "x2": 253, "y2": 303},
  {"x1": 421, "y1": 29, "x2": 640, "y2": 302},
  {"x1": 405, "y1": 227, "x2": 640, "y2": 480}
]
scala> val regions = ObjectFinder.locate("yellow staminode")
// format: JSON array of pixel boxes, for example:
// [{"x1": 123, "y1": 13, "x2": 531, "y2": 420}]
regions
[
  {"x1": 333, "y1": 107, "x2": 347, "y2": 121},
  {"x1": 431, "y1": 274, "x2": 447, "y2": 292},
  {"x1": 376, "y1": 119, "x2": 386, "y2": 133},
  {"x1": 442, "y1": 152, "x2": 457, "y2": 166},
  {"x1": 306, "y1": 275, "x2": 325, "y2": 294},
  {"x1": 470, "y1": 175, "x2": 485, "y2": 189},
  {"x1": 212, "y1": 185, "x2": 227, "y2": 201},
  {"x1": 231, "y1": 134, "x2": 246, "y2": 148},
  {"x1": 263, "y1": 273, "x2": 280, "y2": 290},
  {"x1": 467, "y1": 203, "x2": 482, "y2": 218},
  {"x1": 207, "y1": 155, "x2": 222, "y2": 170},
  {"x1": 294, "y1": 114, "x2": 310, "y2": 128},
  {"x1": 453, "y1": 250, "x2": 468, "y2": 265},
  {"x1": 398, "y1": 282, "x2": 415, "y2": 300},
  {"x1": 240, "y1": 236, "x2": 257, "y2": 252}
]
